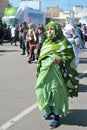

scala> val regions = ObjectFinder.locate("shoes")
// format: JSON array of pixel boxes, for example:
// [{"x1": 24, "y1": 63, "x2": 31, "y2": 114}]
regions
[
  {"x1": 0, "y1": 43, "x2": 2, "y2": 45},
  {"x1": 49, "y1": 119, "x2": 59, "y2": 129},
  {"x1": 49, "y1": 115, "x2": 59, "y2": 129},
  {"x1": 43, "y1": 113, "x2": 53, "y2": 120},
  {"x1": 25, "y1": 54, "x2": 28, "y2": 57},
  {"x1": 34, "y1": 59, "x2": 37, "y2": 63},
  {"x1": 28, "y1": 60, "x2": 31, "y2": 63},
  {"x1": 21, "y1": 53, "x2": 25, "y2": 55}
]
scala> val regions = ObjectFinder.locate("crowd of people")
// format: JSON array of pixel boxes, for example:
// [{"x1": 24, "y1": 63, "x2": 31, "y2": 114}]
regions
[
  {"x1": 0, "y1": 19, "x2": 86, "y2": 67},
  {"x1": 17, "y1": 22, "x2": 46, "y2": 63},
  {"x1": 0, "y1": 19, "x2": 87, "y2": 128},
  {"x1": 14, "y1": 20, "x2": 86, "y2": 68}
]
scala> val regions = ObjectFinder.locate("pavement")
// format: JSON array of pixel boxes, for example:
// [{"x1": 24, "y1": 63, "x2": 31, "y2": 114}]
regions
[{"x1": 0, "y1": 42, "x2": 87, "y2": 130}]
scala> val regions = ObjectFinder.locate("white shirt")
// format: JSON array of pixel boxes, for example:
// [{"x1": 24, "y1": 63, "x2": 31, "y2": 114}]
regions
[{"x1": 11, "y1": 27, "x2": 16, "y2": 37}]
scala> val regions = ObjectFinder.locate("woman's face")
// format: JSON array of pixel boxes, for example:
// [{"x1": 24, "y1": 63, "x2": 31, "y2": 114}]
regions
[
  {"x1": 46, "y1": 28, "x2": 55, "y2": 36},
  {"x1": 38, "y1": 28, "x2": 42, "y2": 34}
]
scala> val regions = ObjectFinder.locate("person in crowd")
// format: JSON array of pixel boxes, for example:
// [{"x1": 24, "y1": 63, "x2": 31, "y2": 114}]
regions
[
  {"x1": 35, "y1": 25, "x2": 46, "y2": 61},
  {"x1": 63, "y1": 23, "x2": 82, "y2": 67},
  {"x1": 35, "y1": 21, "x2": 79, "y2": 129},
  {"x1": 21, "y1": 22, "x2": 28, "y2": 55},
  {"x1": 18, "y1": 24, "x2": 23, "y2": 49},
  {"x1": 10, "y1": 24, "x2": 16, "y2": 46},
  {"x1": 83, "y1": 25, "x2": 87, "y2": 42},
  {"x1": 6, "y1": 25, "x2": 11, "y2": 42},
  {"x1": 61, "y1": 22, "x2": 65, "y2": 31},
  {"x1": 15, "y1": 25, "x2": 19, "y2": 42},
  {"x1": 77, "y1": 22, "x2": 85, "y2": 49},
  {"x1": 26, "y1": 23, "x2": 37, "y2": 63},
  {"x1": 0, "y1": 19, "x2": 4, "y2": 45}
]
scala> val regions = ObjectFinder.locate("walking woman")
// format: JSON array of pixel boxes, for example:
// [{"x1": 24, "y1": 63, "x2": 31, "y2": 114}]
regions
[
  {"x1": 35, "y1": 26, "x2": 46, "y2": 60},
  {"x1": 63, "y1": 23, "x2": 82, "y2": 68},
  {"x1": 26, "y1": 23, "x2": 37, "y2": 63},
  {"x1": 35, "y1": 21, "x2": 79, "y2": 129}
]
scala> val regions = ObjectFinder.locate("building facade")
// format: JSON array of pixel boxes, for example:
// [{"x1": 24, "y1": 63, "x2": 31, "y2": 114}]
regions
[
  {"x1": 0, "y1": 0, "x2": 8, "y2": 19},
  {"x1": 46, "y1": 7, "x2": 70, "y2": 23},
  {"x1": 46, "y1": 7, "x2": 63, "y2": 18},
  {"x1": 73, "y1": 6, "x2": 87, "y2": 18}
]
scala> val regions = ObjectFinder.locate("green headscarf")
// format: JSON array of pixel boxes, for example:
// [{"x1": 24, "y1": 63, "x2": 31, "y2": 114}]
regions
[
  {"x1": 38, "y1": 21, "x2": 74, "y2": 63},
  {"x1": 45, "y1": 21, "x2": 64, "y2": 40}
]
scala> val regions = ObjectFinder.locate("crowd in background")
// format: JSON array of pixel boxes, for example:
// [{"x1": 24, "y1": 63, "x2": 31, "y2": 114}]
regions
[
  {"x1": 13, "y1": 20, "x2": 87, "y2": 67},
  {"x1": 0, "y1": 19, "x2": 87, "y2": 66},
  {"x1": 18, "y1": 22, "x2": 46, "y2": 63}
]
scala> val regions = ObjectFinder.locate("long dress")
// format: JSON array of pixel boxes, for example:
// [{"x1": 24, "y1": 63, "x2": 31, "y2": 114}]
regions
[{"x1": 35, "y1": 22, "x2": 79, "y2": 116}]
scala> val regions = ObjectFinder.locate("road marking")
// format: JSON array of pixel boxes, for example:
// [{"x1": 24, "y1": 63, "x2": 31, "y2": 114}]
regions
[
  {"x1": 0, "y1": 71, "x2": 87, "y2": 130},
  {"x1": 79, "y1": 70, "x2": 87, "y2": 78},
  {"x1": 0, "y1": 102, "x2": 38, "y2": 130}
]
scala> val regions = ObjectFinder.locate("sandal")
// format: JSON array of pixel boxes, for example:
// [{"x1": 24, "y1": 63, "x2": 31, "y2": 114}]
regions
[
  {"x1": 28, "y1": 60, "x2": 31, "y2": 63},
  {"x1": 49, "y1": 115, "x2": 59, "y2": 129},
  {"x1": 49, "y1": 119, "x2": 59, "y2": 129},
  {"x1": 43, "y1": 113, "x2": 53, "y2": 120}
]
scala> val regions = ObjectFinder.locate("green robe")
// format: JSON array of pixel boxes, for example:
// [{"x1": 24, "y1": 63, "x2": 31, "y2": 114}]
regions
[{"x1": 35, "y1": 22, "x2": 79, "y2": 116}]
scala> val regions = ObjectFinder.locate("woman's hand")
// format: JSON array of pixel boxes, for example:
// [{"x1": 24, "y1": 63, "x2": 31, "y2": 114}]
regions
[{"x1": 53, "y1": 59, "x2": 60, "y2": 64}]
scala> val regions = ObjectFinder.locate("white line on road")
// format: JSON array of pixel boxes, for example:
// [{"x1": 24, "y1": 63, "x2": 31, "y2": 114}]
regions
[
  {"x1": 0, "y1": 102, "x2": 38, "y2": 130},
  {"x1": 79, "y1": 70, "x2": 87, "y2": 78},
  {"x1": 0, "y1": 70, "x2": 87, "y2": 130}
]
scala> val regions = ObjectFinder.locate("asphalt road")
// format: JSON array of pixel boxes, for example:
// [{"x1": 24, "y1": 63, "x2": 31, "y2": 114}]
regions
[{"x1": 0, "y1": 42, "x2": 87, "y2": 130}]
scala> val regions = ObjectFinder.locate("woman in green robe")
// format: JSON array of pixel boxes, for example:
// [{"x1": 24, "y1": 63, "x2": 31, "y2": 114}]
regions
[{"x1": 35, "y1": 21, "x2": 79, "y2": 128}]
